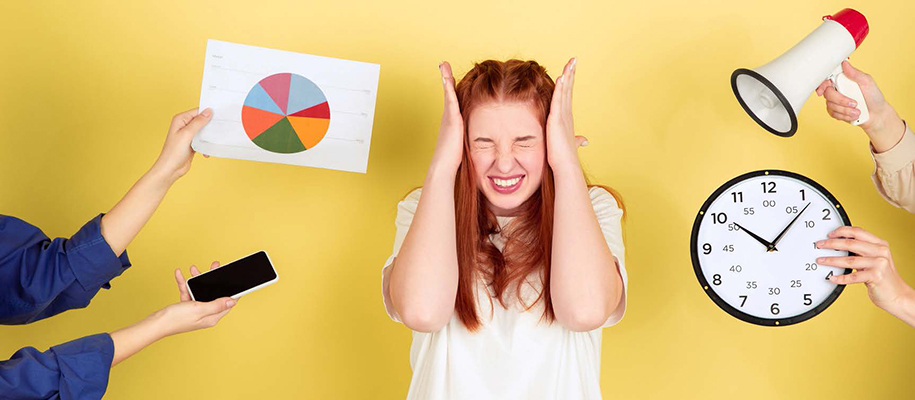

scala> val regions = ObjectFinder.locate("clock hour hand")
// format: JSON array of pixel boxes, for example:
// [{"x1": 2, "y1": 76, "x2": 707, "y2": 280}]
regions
[
  {"x1": 770, "y1": 202, "x2": 812, "y2": 250},
  {"x1": 732, "y1": 222, "x2": 776, "y2": 251}
]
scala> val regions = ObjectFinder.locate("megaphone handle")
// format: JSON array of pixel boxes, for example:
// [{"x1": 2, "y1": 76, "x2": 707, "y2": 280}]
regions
[{"x1": 829, "y1": 65, "x2": 870, "y2": 126}]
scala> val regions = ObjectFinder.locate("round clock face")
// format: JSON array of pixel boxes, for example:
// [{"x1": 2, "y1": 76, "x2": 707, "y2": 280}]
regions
[{"x1": 690, "y1": 170, "x2": 852, "y2": 326}]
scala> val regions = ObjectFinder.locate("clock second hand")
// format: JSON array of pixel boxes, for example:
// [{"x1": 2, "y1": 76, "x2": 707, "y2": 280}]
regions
[{"x1": 732, "y1": 222, "x2": 776, "y2": 251}]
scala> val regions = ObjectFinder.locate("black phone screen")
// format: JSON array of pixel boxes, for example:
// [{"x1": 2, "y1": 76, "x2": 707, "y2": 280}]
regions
[{"x1": 187, "y1": 251, "x2": 277, "y2": 302}]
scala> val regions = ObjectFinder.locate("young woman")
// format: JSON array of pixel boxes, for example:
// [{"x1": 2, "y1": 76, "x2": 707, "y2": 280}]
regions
[{"x1": 381, "y1": 58, "x2": 627, "y2": 399}]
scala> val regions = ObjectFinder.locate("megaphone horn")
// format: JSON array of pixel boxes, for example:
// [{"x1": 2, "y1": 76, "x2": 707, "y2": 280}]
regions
[{"x1": 731, "y1": 8, "x2": 870, "y2": 137}]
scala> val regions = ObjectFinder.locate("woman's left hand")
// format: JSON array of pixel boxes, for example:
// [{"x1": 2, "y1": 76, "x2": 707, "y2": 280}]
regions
[{"x1": 546, "y1": 57, "x2": 588, "y2": 172}]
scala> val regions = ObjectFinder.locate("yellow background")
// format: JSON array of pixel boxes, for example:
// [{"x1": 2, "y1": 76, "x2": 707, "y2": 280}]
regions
[{"x1": 2, "y1": 0, "x2": 914, "y2": 398}]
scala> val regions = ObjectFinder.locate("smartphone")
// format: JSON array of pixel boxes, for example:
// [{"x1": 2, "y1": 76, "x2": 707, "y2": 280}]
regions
[{"x1": 186, "y1": 250, "x2": 278, "y2": 302}]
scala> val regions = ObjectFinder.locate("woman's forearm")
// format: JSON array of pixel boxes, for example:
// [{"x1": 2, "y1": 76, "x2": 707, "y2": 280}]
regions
[
  {"x1": 100, "y1": 166, "x2": 176, "y2": 256},
  {"x1": 885, "y1": 286, "x2": 915, "y2": 328},
  {"x1": 109, "y1": 312, "x2": 167, "y2": 367},
  {"x1": 865, "y1": 106, "x2": 906, "y2": 154},
  {"x1": 549, "y1": 164, "x2": 622, "y2": 331},
  {"x1": 389, "y1": 163, "x2": 460, "y2": 331}
]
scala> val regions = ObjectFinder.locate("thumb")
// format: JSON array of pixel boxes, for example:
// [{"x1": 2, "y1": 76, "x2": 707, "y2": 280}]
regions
[
  {"x1": 178, "y1": 108, "x2": 213, "y2": 137},
  {"x1": 841, "y1": 61, "x2": 867, "y2": 86},
  {"x1": 199, "y1": 297, "x2": 236, "y2": 316},
  {"x1": 575, "y1": 135, "x2": 589, "y2": 147}
]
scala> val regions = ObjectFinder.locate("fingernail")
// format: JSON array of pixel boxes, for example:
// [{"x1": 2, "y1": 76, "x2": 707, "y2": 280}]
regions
[
  {"x1": 817, "y1": 258, "x2": 825, "y2": 263},
  {"x1": 572, "y1": 57, "x2": 577, "y2": 68},
  {"x1": 581, "y1": 140, "x2": 589, "y2": 147},
  {"x1": 443, "y1": 77, "x2": 447, "y2": 85},
  {"x1": 849, "y1": 101, "x2": 857, "y2": 107},
  {"x1": 815, "y1": 241, "x2": 823, "y2": 248},
  {"x1": 226, "y1": 300, "x2": 236, "y2": 308},
  {"x1": 202, "y1": 108, "x2": 212, "y2": 117}
]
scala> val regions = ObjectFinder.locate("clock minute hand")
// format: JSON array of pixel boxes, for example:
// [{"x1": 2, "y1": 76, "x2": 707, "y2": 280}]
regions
[
  {"x1": 732, "y1": 222, "x2": 776, "y2": 251},
  {"x1": 770, "y1": 202, "x2": 812, "y2": 251}
]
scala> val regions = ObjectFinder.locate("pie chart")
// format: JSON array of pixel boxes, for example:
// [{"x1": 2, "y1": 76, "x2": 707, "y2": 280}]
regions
[{"x1": 241, "y1": 73, "x2": 331, "y2": 153}]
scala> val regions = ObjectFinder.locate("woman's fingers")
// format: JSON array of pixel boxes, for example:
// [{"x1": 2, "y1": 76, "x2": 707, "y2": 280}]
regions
[
  {"x1": 199, "y1": 308, "x2": 232, "y2": 328},
  {"x1": 564, "y1": 58, "x2": 576, "y2": 106},
  {"x1": 829, "y1": 269, "x2": 875, "y2": 285},
  {"x1": 210, "y1": 261, "x2": 221, "y2": 271},
  {"x1": 815, "y1": 80, "x2": 832, "y2": 96},
  {"x1": 176, "y1": 108, "x2": 213, "y2": 139},
  {"x1": 174, "y1": 268, "x2": 191, "y2": 302},
  {"x1": 828, "y1": 226, "x2": 888, "y2": 245},
  {"x1": 817, "y1": 238, "x2": 887, "y2": 258},
  {"x1": 169, "y1": 108, "x2": 199, "y2": 135},
  {"x1": 824, "y1": 86, "x2": 857, "y2": 108},
  {"x1": 190, "y1": 265, "x2": 202, "y2": 276},
  {"x1": 817, "y1": 255, "x2": 886, "y2": 270},
  {"x1": 829, "y1": 107, "x2": 858, "y2": 122},
  {"x1": 549, "y1": 73, "x2": 564, "y2": 117},
  {"x1": 199, "y1": 297, "x2": 236, "y2": 316},
  {"x1": 827, "y1": 100, "x2": 860, "y2": 118},
  {"x1": 440, "y1": 62, "x2": 458, "y2": 104}
]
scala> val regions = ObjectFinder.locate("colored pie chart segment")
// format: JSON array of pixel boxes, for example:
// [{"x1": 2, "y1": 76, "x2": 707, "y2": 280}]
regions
[{"x1": 241, "y1": 73, "x2": 330, "y2": 153}]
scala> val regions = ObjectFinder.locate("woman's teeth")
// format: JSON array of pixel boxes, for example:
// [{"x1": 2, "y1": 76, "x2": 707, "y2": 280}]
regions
[{"x1": 494, "y1": 177, "x2": 521, "y2": 187}]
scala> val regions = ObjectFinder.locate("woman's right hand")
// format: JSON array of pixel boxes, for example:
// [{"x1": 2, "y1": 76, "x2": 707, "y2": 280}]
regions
[
  {"x1": 110, "y1": 262, "x2": 236, "y2": 366},
  {"x1": 817, "y1": 226, "x2": 915, "y2": 327},
  {"x1": 151, "y1": 262, "x2": 236, "y2": 337},
  {"x1": 815, "y1": 61, "x2": 906, "y2": 153},
  {"x1": 429, "y1": 62, "x2": 465, "y2": 174}
]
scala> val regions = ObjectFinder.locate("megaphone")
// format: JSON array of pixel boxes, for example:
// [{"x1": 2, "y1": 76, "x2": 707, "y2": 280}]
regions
[{"x1": 731, "y1": 8, "x2": 870, "y2": 137}]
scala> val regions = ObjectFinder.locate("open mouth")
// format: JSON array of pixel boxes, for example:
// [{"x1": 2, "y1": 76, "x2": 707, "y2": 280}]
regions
[{"x1": 488, "y1": 174, "x2": 524, "y2": 194}]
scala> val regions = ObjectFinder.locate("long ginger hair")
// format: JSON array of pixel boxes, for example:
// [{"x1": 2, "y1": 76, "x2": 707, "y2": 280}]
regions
[{"x1": 450, "y1": 59, "x2": 624, "y2": 331}]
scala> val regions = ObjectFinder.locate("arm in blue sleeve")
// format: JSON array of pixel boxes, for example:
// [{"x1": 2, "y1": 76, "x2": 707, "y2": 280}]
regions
[
  {"x1": 0, "y1": 333, "x2": 114, "y2": 400},
  {"x1": 0, "y1": 214, "x2": 131, "y2": 325}
]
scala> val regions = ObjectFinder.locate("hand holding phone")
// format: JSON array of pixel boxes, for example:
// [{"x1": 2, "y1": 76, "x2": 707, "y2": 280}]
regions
[{"x1": 185, "y1": 251, "x2": 279, "y2": 302}]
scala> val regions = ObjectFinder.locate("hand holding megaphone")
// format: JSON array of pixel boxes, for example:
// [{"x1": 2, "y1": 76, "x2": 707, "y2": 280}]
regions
[
  {"x1": 815, "y1": 61, "x2": 907, "y2": 153},
  {"x1": 825, "y1": 61, "x2": 869, "y2": 126},
  {"x1": 732, "y1": 8, "x2": 871, "y2": 137}
]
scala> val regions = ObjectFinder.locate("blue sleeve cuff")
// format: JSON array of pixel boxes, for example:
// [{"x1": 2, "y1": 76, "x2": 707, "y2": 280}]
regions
[
  {"x1": 51, "y1": 333, "x2": 114, "y2": 400},
  {"x1": 0, "y1": 333, "x2": 113, "y2": 400},
  {"x1": 65, "y1": 214, "x2": 131, "y2": 291}
]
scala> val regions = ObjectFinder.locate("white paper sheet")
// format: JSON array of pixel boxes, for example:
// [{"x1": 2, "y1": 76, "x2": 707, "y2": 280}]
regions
[{"x1": 193, "y1": 39, "x2": 380, "y2": 173}]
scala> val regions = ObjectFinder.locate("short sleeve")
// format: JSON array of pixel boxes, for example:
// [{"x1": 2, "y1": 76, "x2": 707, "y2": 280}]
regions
[
  {"x1": 381, "y1": 189, "x2": 423, "y2": 323},
  {"x1": 589, "y1": 187, "x2": 628, "y2": 328}
]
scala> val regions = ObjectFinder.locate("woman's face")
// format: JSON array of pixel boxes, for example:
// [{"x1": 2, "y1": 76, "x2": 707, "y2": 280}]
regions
[{"x1": 467, "y1": 101, "x2": 545, "y2": 216}]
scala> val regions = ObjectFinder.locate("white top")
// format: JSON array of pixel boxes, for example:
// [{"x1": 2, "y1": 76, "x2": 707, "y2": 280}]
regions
[{"x1": 381, "y1": 187, "x2": 628, "y2": 400}]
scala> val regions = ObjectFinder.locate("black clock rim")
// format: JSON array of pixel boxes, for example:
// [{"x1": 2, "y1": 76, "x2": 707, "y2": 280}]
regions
[
  {"x1": 689, "y1": 169, "x2": 853, "y2": 327},
  {"x1": 731, "y1": 68, "x2": 799, "y2": 138}
]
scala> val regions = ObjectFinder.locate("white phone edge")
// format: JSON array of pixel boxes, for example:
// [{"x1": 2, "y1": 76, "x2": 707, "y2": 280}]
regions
[
  {"x1": 828, "y1": 63, "x2": 869, "y2": 126},
  {"x1": 186, "y1": 250, "x2": 279, "y2": 302}
]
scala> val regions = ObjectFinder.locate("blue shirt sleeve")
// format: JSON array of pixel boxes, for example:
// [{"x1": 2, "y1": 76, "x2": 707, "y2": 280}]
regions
[
  {"x1": 0, "y1": 214, "x2": 131, "y2": 325},
  {"x1": 0, "y1": 333, "x2": 114, "y2": 400}
]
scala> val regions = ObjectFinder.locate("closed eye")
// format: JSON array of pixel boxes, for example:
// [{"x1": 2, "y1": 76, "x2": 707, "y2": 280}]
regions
[
  {"x1": 514, "y1": 136, "x2": 537, "y2": 148},
  {"x1": 473, "y1": 137, "x2": 495, "y2": 149}
]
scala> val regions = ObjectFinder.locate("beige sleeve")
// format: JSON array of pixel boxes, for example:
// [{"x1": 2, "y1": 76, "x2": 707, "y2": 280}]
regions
[
  {"x1": 871, "y1": 123, "x2": 915, "y2": 213},
  {"x1": 381, "y1": 188, "x2": 422, "y2": 323}
]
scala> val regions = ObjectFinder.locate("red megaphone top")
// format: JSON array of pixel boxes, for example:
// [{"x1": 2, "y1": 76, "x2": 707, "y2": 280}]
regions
[{"x1": 824, "y1": 8, "x2": 869, "y2": 48}]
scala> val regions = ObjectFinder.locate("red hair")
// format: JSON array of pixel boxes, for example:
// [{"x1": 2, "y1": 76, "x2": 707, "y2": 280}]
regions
[{"x1": 450, "y1": 59, "x2": 624, "y2": 331}]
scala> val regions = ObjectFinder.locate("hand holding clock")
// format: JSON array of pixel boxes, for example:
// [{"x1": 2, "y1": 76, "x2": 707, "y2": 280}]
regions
[{"x1": 817, "y1": 226, "x2": 915, "y2": 328}]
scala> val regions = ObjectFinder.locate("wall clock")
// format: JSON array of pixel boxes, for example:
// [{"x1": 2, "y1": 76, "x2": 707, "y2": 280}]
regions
[{"x1": 690, "y1": 170, "x2": 852, "y2": 326}]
